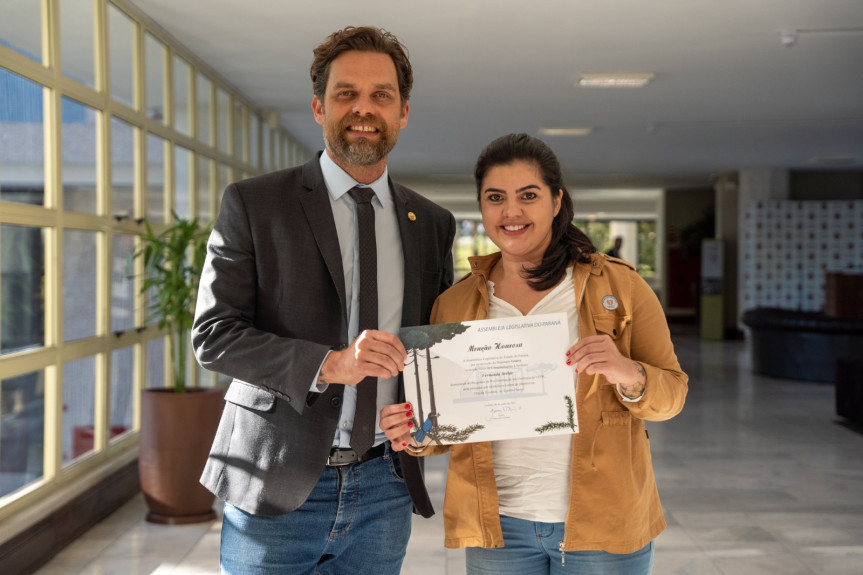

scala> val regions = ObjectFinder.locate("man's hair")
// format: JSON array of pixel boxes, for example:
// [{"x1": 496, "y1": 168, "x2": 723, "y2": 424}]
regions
[{"x1": 310, "y1": 26, "x2": 413, "y2": 102}]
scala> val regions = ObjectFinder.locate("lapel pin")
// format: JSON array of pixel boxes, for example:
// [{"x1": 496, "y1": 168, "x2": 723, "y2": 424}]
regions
[
  {"x1": 408, "y1": 211, "x2": 416, "y2": 221},
  {"x1": 602, "y1": 295, "x2": 619, "y2": 310}
]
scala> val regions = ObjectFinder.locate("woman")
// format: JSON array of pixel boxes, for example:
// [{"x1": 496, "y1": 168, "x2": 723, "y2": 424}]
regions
[{"x1": 381, "y1": 133, "x2": 688, "y2": 574}]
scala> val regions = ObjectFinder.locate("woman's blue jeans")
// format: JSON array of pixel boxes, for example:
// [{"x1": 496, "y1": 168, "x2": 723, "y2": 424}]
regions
[
  {"x1": 219, "y1": 446, "x2": 412, "y2": 575},
  {"x1": 466, "y1": 514, "x2": 655, "y2": 575}
]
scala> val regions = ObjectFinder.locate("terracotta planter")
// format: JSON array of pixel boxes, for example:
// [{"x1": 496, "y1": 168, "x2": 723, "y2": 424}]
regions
[{"x1": 139, "y1": 387, "x2": 224, "y2": 524}]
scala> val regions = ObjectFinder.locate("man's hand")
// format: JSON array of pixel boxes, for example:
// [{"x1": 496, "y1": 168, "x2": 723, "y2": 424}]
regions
[{"x1": 319, "y1": 330, "x2": 407, "y2": 386}]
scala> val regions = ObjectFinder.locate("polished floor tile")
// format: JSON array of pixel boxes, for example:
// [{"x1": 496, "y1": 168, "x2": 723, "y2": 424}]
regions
[{"x1": 35, "y1": 328, "x2": 863, "y2": 574}]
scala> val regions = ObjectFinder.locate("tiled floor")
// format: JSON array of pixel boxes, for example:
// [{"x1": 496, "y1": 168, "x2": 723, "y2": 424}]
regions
[{"x1": 36, "y1": 326, "x2": 863, "y2": 574}]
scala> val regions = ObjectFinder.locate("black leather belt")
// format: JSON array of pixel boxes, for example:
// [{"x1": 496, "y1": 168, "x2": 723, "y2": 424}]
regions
[{"x1": 327, "y1": 443, "x2": 387, "y2": 466}]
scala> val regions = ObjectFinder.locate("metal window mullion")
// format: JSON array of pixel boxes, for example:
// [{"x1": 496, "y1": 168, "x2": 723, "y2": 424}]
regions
[
  {"x1": 164, "y1": 45, "x2": 173, "y2": 139},
  {"x1": 41, "y1": 0, "x2": 63, "y2": 482},
  {"x1": 94, "y1": 214, "x2": 110, "y2": 449}
]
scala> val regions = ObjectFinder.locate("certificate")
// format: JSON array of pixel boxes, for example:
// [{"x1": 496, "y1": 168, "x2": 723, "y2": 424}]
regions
[{"x1": 399, "y1": 312, "x2": 578, "y2": 446}]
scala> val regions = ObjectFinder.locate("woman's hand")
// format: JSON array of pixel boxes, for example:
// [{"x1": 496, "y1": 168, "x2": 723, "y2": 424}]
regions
[
  {"x1": 566, "y1": 335, "x2": 646, "y2": 399},
  {"x1": 379, "y1": 402, "x2": 415, "y2": 451}
]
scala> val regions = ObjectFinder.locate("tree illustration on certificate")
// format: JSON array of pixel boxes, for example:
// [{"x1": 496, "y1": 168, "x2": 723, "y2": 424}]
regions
[{"x1": 400, "y1": 322, "x2": 485, "y2": 445}]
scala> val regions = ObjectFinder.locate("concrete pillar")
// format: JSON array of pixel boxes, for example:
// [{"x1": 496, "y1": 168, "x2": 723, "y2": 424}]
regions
[{"x1": 714, "y1": 174, "x2": 739, "y2": 337}]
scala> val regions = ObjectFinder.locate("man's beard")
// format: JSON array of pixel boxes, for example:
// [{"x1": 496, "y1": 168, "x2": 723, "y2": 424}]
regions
[{"x1": 324, "y1": 114, "x2": 398, "y2": 167}]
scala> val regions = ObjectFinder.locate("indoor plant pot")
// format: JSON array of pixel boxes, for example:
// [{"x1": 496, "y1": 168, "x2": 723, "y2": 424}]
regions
[
  {"x1": 133, "y1": 213, "x2": 220, "y2": 524},
  {"x1": 139, "y1": 387, "x2": 223, "y2": 524}
]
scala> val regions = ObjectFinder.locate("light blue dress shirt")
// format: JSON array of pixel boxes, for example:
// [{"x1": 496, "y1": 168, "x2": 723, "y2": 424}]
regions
[{"x1": 316, "y1": 150, "x2": 405, "y2": 448}]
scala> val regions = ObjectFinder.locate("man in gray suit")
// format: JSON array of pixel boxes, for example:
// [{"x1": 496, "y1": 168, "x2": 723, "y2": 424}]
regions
[{"x1": 192, "y1": 26, "x2": 456, "y2": 574}]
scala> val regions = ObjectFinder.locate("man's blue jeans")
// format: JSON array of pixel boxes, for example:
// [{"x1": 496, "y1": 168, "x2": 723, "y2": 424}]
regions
[
  {"x1": 466, "y1": 514, "x2": 655, "y2": 575},
  {"x1": 220, "y1": 445, "x2": 412, "y2": 575}
]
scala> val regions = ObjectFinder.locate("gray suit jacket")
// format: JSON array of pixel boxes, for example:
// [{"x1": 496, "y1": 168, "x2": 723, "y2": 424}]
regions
[{"x1": 192, "y1": 153, "x2": 455, "y2": 517}]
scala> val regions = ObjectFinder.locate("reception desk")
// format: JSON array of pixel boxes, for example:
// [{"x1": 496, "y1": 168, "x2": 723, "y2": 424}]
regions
[{"x1": 741, "y1": 308, "x2": 863, "y2": 384}]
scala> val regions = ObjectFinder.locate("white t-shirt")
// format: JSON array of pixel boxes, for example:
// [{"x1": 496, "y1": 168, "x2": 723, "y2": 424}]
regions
[{"x1": 489, "y1": 266, "x2": 578, "y2": 523}]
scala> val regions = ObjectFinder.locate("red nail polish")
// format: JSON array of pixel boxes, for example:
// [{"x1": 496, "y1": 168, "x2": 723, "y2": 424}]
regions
[
  {"x1": 566, "y1": 351, "x2": 571, "y2": 356},
  {"x1": 406, "y1": 411, "x2": 413, "y2": 418},
  {"x1": 405, "y1": 403, "x2": 411, "y2": 409},
  {"x1": 566, "y1": 359, "x2": 571, "y2": 365},
  {"x1": 408, "y1": 421, "x2": 414, "y2": 427},
  {"x1": 402, "y1": 442, "x2": 407, "y2": 447}
]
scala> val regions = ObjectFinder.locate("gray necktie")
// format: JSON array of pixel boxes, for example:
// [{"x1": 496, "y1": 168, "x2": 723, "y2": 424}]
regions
[{"x1": 347, "y1": 186, "x2": 378, "y2": 456}]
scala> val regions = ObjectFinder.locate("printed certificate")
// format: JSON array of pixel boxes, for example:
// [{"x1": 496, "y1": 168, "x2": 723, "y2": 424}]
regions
[{"x1": 399, "y1": 312, "x2": 578, "y2": 446}]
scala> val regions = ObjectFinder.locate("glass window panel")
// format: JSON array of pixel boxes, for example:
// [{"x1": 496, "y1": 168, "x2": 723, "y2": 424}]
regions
[
  {"x1": 0, "y1": 0, "x2": 41, "y2": 62},
  {"x1": 107, "y1": 4, "x2": 134, "y2": 107},
  {"x1": 186, "y1": 346, "x2": 196, "y2": 389},
  {"x1": 274, "y1": 132, "x2": 282, "y2": 170},
  {"x1": 216, "y1": 88, "x2": 229, "y2": 154},
  {"x1": 0, "y1": 68, "x2": 45, "y2": 205},
  {"x1": 59, "y1": 0, "x2": 95, "y2": 88},
  {"x1": 638, "y1": 221, "x2": 657, "y2": 278},
  {"x1": 196, "y1": 368, "x2": 207, "y2": 388},
  {"x1": 173, "y1": 55, "x2": 190, "y2": 136},
  {"x1": 109, "y1": 346, "x2": 134, "y2": 439},
  {"x1": 249, "y1": 113, "x2": 259, "y2": 168},
  {"x1": 196, "y1": 155, "x2": 212, "y2": 220},
  {"x1": 174, "y1": 145, "x2": 190, "y2": 219},
  {"x1": 144, "y1": 33, "x2": 165, "y2": 124},
  {"x1": 147, "y1": 337, "x2": 164, "y2": 389},
  {"x1": 573, "y1": 220, "x2": 610, "y2": 252},
  {"x1": 62, "y1": 356, "x2": 96, "y2": 464},
  {"x1": 111, "y1": 233, "x2": 136, "y2": 334},
  {"x1": 196, "y1": 73, "x2": 212, "y2": 145},
  {"x1": 233, "y1": 101, "x2": 244, "y2": 160},
  {"x1": 62, "y1": 97, "x2": 98, "y2": 214},
  {"x1": 216, "y1": 164, "x2": 230, "y2": 205},
  {"x1": 146, "y1": 133, "x2": 165, "y2": 222},
  {"x1": 196, "y1": 364, "x2": 219, "y2": 388},
  {"x1": 1, "y1": 225, "x2": 45, "y2": 355},
  {"x1": 110, "y1": 116, "x2": 135, "y2": 219},
  {"x1": 262, "y1": 123, "x2": 271, "y2": 172},
  {"x1": 453, "y1": 219, "x2": 496, "y2": 277},
  {"x1": 63, "y1": 229, "x2": 98, "y2": 342},
  {"x1": 0, "y1": 370, "x2": 45, "y2": 497}
]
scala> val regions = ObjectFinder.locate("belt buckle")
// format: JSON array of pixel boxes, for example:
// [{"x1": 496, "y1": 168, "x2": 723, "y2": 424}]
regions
[{"x1": 327, "y1": 448, "x2": 359, "y2": 466}]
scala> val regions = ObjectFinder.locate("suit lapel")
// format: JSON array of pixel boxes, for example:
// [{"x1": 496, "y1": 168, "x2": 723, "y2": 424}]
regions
[
  {"x1": 299, "y1": 157, "x2": 348, "y2": 329},
  {"x1": 391, "y1": 180, "x2": 421, "y2": 328}
]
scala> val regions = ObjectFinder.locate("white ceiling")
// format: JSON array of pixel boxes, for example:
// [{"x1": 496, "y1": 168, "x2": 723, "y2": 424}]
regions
[{"x1": 127, "y1": 0, "x2": 863, "y2": 190}]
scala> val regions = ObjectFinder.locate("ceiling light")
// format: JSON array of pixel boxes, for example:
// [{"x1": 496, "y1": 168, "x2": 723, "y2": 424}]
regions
[
  {"x1": 809, "y1": 155, "x2": 859, "y2": 166},
  {"x1": 578, "y1": 73, "x2": 654, "y2": 88},
  {"x1": 538, "y1": 127, "x2": 593, "y2": 137},
  {"x1": 780, "y1": 29, "x2": 798, "y2": 47}
]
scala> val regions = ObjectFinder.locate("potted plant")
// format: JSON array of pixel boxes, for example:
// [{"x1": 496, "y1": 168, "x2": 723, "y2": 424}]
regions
[{"x1": 132, "y1": 212, "x2": 223, "y2": 524}]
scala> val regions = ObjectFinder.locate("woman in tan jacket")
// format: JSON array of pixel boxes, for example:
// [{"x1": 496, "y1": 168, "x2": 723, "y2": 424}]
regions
[{"x1": 381, "y1": 133, "x2": 688, "y2": 574}]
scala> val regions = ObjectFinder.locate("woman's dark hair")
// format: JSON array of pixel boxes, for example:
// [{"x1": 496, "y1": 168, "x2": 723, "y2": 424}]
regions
[
  {"x1": 310, "y1": 26, "x2": 413, "y2": 103},
  {"x1": 474, "y1": 133, "x2": 597, "y2": 291}
]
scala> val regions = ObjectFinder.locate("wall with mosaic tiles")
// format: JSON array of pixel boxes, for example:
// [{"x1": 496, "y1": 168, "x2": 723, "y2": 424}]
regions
[{"x1": 742, "y1": 200, "x2": 863, "y2": 312}]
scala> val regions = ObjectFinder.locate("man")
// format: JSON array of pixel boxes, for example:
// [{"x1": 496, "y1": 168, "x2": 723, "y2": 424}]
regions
[
  {"x1": 192, "y1": 26, "x2": 456, "y2": 574},
  {"x1": 606, "y1": 235, "x2": 623, "y2": 259}
]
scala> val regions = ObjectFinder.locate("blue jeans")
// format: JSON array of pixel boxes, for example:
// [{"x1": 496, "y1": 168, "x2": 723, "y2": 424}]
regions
[
  {"x1": 220, "y1": 445, "x2": 412, "y2": 575},
  {"x1": 466, "y1": 515, "x2": 655, "y2": 575}
]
